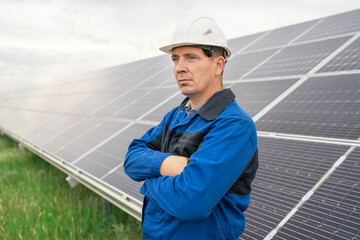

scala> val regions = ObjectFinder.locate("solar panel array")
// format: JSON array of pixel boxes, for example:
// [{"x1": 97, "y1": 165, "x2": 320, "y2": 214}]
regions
[{"x1": 1, "y1": 8, "x2": 360, "y2": 239}]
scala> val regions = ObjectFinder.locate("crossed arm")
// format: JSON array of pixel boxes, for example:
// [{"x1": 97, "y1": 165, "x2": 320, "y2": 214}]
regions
[
  {"x1": 159, "y1": 155, "x2": 189, "y2": 177},
  {"x1": 123, "y1": 118, "x2": 191, "y2": 181},
  {"x1": 124, "y1": 116, "x2": 257, "y2": 221}
]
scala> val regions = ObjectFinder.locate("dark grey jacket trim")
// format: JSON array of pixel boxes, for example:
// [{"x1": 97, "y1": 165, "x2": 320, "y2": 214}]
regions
[{"x1": 178, "y1": 88, "x2": 236, "y2": 121}]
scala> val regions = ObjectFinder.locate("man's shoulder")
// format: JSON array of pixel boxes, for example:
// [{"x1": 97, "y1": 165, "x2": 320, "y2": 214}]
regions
[
  {"x1": 210, "y1": 100, "x2": 256, "y2": 134},
  {"x1": 220, "y1": 100, "x2": 253, "y2": 122}
]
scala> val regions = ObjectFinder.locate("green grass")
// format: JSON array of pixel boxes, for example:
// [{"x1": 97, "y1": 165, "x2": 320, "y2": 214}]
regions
[{"x1": 0, "y1": 135, "x2": 142, "y2": 240}]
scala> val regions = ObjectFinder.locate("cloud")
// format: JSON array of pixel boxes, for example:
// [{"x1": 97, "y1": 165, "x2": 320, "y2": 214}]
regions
[
  {"x1": 0, "y1": 49, "x2": 65, "y2": 66},
  {"x1": 0, "y1": 0, "x2": 359, "y2": 92},
  {"x1": 67, "y1": 30, "x2": 111, "y2": 45}
]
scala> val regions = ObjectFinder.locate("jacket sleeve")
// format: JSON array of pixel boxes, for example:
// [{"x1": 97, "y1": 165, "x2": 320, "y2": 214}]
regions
[
  {"x1": 142, "y1": 116, "x2": 257, "y2": 221},
  {"x1": 123, "y1": 115, "x2": 172, "y2": 182}
]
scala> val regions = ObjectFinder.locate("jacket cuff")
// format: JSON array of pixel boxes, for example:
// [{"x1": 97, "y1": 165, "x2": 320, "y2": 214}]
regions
[{"x1": 152, "y1": 152, "x2": 172, "y2": 176}]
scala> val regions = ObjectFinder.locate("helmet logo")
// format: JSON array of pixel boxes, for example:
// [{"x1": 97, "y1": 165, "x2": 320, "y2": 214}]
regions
[{"x1": 204, "y1": 29, "x2": 212, "y2": 35}]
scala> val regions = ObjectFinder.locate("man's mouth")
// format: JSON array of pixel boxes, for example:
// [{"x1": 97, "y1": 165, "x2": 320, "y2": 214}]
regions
[{"x1": 178, "y1": 78, "x2": 192, "y2": 85}]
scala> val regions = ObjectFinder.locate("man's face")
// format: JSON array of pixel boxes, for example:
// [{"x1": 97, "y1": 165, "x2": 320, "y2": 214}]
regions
[{"x1": 171, "y1": 47, "x2": 220, "y2": 100}]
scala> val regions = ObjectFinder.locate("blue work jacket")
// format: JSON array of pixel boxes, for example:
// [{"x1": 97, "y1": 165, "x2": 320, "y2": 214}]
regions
[{"x1": 124, "y1": 89, "x2": 258, "y2": 240}]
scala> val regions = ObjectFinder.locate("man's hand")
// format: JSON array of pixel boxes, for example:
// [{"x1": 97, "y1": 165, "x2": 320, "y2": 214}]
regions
[{"x1": 160, "y1": 155, "x2": 189, "y2": 177}]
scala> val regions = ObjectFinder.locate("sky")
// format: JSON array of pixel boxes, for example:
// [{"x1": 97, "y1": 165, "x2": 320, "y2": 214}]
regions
[{"x1": 0, "y1": 0, "x2": 359, "y2": 92}]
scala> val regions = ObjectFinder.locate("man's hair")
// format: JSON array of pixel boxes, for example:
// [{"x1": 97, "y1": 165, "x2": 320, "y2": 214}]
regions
[{"x1": 207, "y1": 48, "x2": 226, "y2": 80}]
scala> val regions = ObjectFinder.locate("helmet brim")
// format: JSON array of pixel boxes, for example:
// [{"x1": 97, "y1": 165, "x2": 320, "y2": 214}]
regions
[{"x1": 160, "y1": 42, "x2": 231, "y2": 59}]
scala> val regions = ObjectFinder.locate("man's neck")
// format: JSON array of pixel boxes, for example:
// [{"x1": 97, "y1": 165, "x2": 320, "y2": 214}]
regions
[{"x1": 189, "y1": 87, "x2": 223, "y2": 109}]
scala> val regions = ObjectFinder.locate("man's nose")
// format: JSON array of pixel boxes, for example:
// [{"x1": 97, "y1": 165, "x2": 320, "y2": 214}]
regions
[{"x1": 175, "y1": 58, "x2": 187, "y2": 73}]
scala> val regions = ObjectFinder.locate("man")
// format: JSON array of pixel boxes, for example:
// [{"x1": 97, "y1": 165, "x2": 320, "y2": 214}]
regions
[{"x1": 124, "y1": 16, "x2": 258, "y2": 239}]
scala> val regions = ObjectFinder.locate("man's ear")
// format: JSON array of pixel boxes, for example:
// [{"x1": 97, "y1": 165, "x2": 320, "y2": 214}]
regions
[{"x1": 215, "y1": 56, "x2": 225, "y2": 76}]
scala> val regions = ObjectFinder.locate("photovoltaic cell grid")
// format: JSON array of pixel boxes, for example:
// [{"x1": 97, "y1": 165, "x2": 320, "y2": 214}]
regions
[
  {"x1": 222, "y1": 48, "x2": 279, "y2": 81},
  {"x1": 0, "y1": 107, "x2": 57, "y2": 138},
  {"x1": 103, "y1": 167, "x2": 144, "y2": 201},
  {"x1": 143, "y1": 91, "x2": 184, "y2": 122},
  {"x1": 37, "y1": 86, "x2": 179, "y2": 164},
  {"x1": 92, "y1": 87, "x2": 178, "y2": 118},
  {"x1": 318, "y1": 36, "x2": 360, "y2": 73},
  {"x1": 6, "y1": 57, "x2": 147, "y2": 99},
  {"x1": 0, "y1": 62, "x2": 176, "y2": 161},
  {"x1": 65, "y1": 92, "x2": 123, "y2": 116},
  {"x1": 1, "y1": 91, "x2": 93, "y2": 114},
  {"x1": 75, "y1": 123, "x2": 152, "y2": 180},
  {"x1": 139, "y1": 67, "x2": 174, "y2": 88},
  {"x1": 112, "y1": 87, "x2": 179, "y2": 120},
  {"x1": 227, "y1": 32, "x2": 265, "y2": 53},
  {"x1": 256, "y1": 74, "x2": 360, "y2": 140},
  {"x1": 3, "y1": 54, "x2": 170, "y2": 112},
  {"x1": 275, "y1": 148, "x2": 360, "y2": 240},
  {"x1": 248, "y1": 36, "x2": 351, "y2": 79},
  {"x1": 230, "y1": 79, "x2": 299, "y2": 118},
  {"x1": 296, "y1": 9, "x2": 360, "y2": 43},
  {"x1": 50, "y1": 119, "x2": 128, "y2": 164},
  {"x1": 240, "y1": 137, "x2": 350, "y2": 240},
  {"x1": 28, "y1": 114, "x2": 81, "y2": 148},
  {"x1": 246, "y1": 20, "x2": 317, "y2": 51},
  {"x1": 100, "y1": 124, "x2": 154, "y2": 201}
]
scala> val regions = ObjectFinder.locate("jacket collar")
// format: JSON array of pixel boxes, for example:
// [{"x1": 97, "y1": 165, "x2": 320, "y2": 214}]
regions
[{"x1": 178, "y1": 88, "x2": 236, "y2": 121}]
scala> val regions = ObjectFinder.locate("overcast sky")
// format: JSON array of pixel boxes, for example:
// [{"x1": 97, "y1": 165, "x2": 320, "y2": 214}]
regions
[{"x1": 0, "y1": 0, "x2": 359, "y2": 92}]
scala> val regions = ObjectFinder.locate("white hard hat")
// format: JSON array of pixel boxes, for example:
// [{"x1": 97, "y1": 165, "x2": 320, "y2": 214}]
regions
[{"x1": 160, "y1": 16, "x2": 231, "y2": 59}]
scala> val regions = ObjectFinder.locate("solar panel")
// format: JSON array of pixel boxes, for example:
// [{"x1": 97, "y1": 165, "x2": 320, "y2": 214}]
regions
[
  {"x1": 240, "y1": 137, "x2": 350, "y2": 240},
  {"x1": 318, "y1": 37, "x2": 360, "y2": 72},
  {"x1": 74, "y1": 123, "x2": 151, "y2": 179},
  {"x1": 51, "y1": 119, "x2": 128, "y2": 163},
  {"x1": 223, "y1": 48, "x2": 279, "y2": 81},
  {"x1": 2, "y1": 92, "x2": 91, "y2": 114},
  {"x1": 102, "y1": 167, "x2": 143, "y2": 201},
  {"x1": 296, "y1": 9, "x2": 360, "y2": 43},
  {"x1": 30, "y1": 115, "x2": 81, "y2": 148},
  {"x1": 111, "y1": 87, "x2": 179, "y2": 120},
  {"x1": 256, "y1": 74, "x2": 360, "y2": 140},
  {"x1": 95, "y1": 123, "x2": 154, "y2": 200},
  {"x1": 275, "y1": 147, "x2": 360, "y2": 240},
  {"x1": 143, "y1": 90, "x2": 183, "y2": 122},
  {"x1": 246, "y1": 20, "x2": 318, "y2": 51},
  {"x1": 231, "y1": 79, "x2": 299, "y2": 117},
  {"x1": 135, "y1": 55, "x2": 175, "y2": 88},
  {"x1": 139, "y1": 67, "x2": 175, "y2": 88},
  {"x1": 227, "y1": 32, "x2": 266, "y2": 53},
  {"x1": 66, "y1": 92, "x2": 122, "y2": 116},
  {"x1": 1, "y1": 8, "x2": 360, "y2": 237},
  {"x1": 248, "y1": 36, "x2": 351, "y2": 78},
  {"x1": 0, "y1": 108, "x2": 50, "y2": 137}
]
